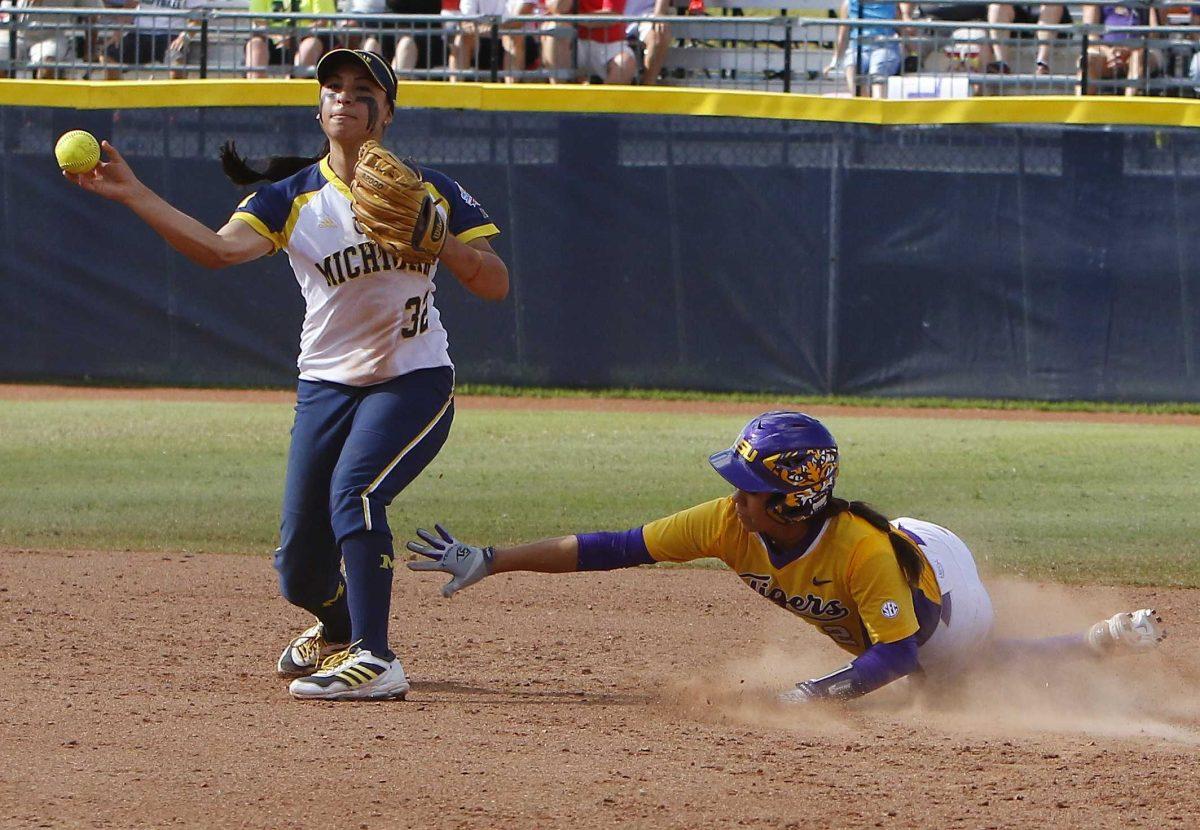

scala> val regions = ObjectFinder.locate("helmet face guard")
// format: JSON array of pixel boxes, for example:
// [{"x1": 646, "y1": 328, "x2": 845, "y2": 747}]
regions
[{"x1": 709, "y1": 411, "x2": 839, "y2": 523}]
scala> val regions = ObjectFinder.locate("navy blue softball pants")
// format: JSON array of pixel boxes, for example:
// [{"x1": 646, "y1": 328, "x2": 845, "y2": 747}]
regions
[{"x1": 274, "y1": 366, "x2": 454, "y2": 656}]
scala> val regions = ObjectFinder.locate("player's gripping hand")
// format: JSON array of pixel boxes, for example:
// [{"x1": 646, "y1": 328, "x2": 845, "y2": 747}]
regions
[
  {"x1": 64, "y1": 141, "x2": 147, "y2": 205},
  {"x1": 406, "y1": 524, "x2": 495, "y2": 598},
  {"x1": 350, "y1": 141, "x2": 448, "y2": 266}
]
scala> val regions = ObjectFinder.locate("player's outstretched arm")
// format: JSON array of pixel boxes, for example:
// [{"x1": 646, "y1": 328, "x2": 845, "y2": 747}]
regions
[
  {"x1": 440, "y1": 236, "x2": 509, "y2": 301},
  {"x1": 65, "y1": 141, "x2": 272, "y2": 269},
  {"x1": 406, "y1": 525, "x2": 579, "y2": 597}
]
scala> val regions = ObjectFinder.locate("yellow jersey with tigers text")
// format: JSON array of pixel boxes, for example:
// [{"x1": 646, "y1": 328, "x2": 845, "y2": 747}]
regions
[{"x1": 641, "y1": 498, "x2": 943, "y2": 655}]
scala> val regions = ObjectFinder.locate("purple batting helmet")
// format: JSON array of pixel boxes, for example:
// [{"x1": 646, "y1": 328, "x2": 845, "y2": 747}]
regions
[{"x1": 709, "y1": 411, "x2": 839, "y2": 522}]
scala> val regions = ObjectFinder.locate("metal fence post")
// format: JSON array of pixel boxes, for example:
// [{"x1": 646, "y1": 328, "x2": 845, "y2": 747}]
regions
[
  {"x1": 490, "y1": 18, "x2": 500, "y2": 82},
  {"x1": 199, "y1": 15, "x2": 209, "y2": 79},
  {"x1": 1080, "y1": 32, "x2": 1089, "y2": 95},
  {"x1": 7, "y1": 26, "x2": 15, "y2": 77},
  {"x1": 854, "y1": 19, "x2": 863, "y2": 96},
  {"x1": 783, "y1": 19, "x2": 792, "y2": 93}
]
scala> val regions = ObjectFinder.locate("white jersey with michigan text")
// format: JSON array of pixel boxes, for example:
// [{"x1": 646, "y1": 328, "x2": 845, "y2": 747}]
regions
[{"x1": 232, "y1": 156, "x2": 499, "y2": 387}]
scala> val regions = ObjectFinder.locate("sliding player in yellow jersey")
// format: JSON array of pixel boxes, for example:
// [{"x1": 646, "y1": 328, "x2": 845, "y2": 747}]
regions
[{"x1": 405, "y1": 412, "x2": 1166, "y2": 702}]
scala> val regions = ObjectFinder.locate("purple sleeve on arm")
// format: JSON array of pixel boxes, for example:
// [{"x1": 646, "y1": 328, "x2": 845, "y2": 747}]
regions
[
  {"x1": 849, "y1": 635, "x2": 920, "y2": 694},
  {"x1": 576, "y1": 528, "x2": 654, "y2": 571}
]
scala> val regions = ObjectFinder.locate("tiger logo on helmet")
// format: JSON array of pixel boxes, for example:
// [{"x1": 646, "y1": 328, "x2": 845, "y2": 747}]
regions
[
  {"x1": 709, "y1": 412, "x2": 839, "y2": 523},
  {"x1": 760, "y1": 447, "x2": 839, "y2": 520}
]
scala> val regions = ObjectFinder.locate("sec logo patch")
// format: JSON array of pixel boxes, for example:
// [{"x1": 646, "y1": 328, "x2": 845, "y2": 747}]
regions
[{"x1": 881, "y1": 601, "x2": 900, "y2": 618}]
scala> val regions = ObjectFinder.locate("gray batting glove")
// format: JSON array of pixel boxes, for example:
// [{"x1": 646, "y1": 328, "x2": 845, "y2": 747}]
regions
[{"x1": 406, "y1": 524, "x2": 495, "y2": 598}]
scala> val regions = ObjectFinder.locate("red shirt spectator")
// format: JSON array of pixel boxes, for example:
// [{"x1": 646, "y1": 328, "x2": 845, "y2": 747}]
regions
[{"x1": 577, "y1": 0, "x2": 626, "y2": 43}]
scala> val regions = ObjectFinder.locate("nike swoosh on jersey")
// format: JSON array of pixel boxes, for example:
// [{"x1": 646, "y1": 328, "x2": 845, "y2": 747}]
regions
[{"x1": 812, "y1": 578, "x2": 833, "y2": 585}]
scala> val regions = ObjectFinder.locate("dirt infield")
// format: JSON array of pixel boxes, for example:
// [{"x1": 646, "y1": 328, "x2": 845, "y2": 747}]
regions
[
  {"x1": 4, "y1": 386, "x2": 1198, "y2": 827},
  {"x1": 2, "y1": 547, "x2": 1198, "y2": 830},
  {"x1": 4, "y1": 383, "x2": 1200, "y2": 425}
]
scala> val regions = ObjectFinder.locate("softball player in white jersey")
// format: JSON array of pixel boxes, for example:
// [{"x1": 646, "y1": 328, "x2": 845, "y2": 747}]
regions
[{"x1": 66, "y1": 48, "x2": 509, "y2": 701}]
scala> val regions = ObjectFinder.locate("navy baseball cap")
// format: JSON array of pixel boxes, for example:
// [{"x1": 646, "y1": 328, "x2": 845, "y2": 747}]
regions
[{"x1": 316, "y1": 49, "x2": 398, "y2": 104}]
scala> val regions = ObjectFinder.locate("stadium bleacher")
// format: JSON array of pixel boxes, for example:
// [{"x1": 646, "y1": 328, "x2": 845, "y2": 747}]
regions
[{"x1": 0, "y1": 0, "x2": 1195, "y2": 95}]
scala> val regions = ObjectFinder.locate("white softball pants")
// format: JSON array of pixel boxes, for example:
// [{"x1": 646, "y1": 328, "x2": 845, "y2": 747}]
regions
[{"x1": 891, "y1": 517, "x2": 995, "y2": 674}]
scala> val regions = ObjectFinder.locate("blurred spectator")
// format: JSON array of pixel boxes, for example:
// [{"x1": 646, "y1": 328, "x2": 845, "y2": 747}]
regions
[
  {"x1": 983, "y1": 3, "x2": 1067, "y2": 74},
  {"x1": 499, "y1": 0, "x2": 547, "y2": 83},
  {"x1": 448, "y1": 0, "x2": 528, "y2": 81},
  {"x1": 541, "y1": 0, "x2": 570, "y2": 82},
  {"x1": 0, "y1": 0, "x2": 105, "y2": 79},
  {"x1": 910, "y1": 0, "x2": 982, "y2": 72},
  {"x1": 101, "y1": 0, "x2": 186, "y2": 78},
  {"x1": 574, "y1": 0, "x2": 636, "y2": 83},
  {"x1": 1082, "y1": 2, "x2": 1161, "y2": 95},
  {"x1": 916, "y1": 1, "x2": 983, "y2": 23},
  {"x1": 341, "y1": 0, "x2": 391, "y2": 58},
  {"x1": 164, "y1": 0, "x2": 244, "y2": 78},
  {"x1": 244, "y1": 0, "x2": 336, "y2": 79},
  {"x1": 1188, "y1": 6, "x2": 1200, "y2": 93},
  {"x1": 385, "y1": 0, "x2": 446, "y2": 74},
  {"x1": 341, "y1": 0, "x2": 435, "y2": 76},
  {"x1": 624, "y1": 0, "x2": 670, "y2": 84},
  {"x1": 1, "y1": 0, "x2": 23, "y2": 78},
  {"x1": 941, "y1": 25, "x2": 986, "y2": 71},
  {"x1": 825, "y1": 0, "x2": 910, "y2": 97},
  {"x1": 0, "y1": 0, "x2": 12, "y2": 78}
]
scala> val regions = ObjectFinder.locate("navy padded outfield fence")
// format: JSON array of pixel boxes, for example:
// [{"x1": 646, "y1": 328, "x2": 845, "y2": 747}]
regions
[{"x1": 2, "y1": 104, "x2": 1198, "y2": 401}]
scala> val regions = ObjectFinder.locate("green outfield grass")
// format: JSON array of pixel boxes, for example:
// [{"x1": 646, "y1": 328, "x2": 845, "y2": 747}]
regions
[
  {"x1": 455, "y1": 384, "x2": 1200, "y2": 415},
  {"x1": 1, "y1": 399, "x2": 1197, "y2": 586}
]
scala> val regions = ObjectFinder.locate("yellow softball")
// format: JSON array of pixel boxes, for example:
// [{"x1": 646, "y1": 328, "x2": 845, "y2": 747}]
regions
[{"x1": 54, "y1": 130, "x2": 101, "y2": 175}]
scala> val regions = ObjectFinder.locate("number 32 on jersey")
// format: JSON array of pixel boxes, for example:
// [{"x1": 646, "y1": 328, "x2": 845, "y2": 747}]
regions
[{"x1": 402, "y1": 291, "x2": 431, "y2": 339}]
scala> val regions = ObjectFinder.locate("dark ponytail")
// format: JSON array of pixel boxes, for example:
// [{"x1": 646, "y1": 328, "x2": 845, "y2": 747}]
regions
[
  {"x1": 820, "y1": 497, "x2": 924, "y2": 588},
  {"x1": 219, "y1": 140, "x2": 329, "y2": 186}
]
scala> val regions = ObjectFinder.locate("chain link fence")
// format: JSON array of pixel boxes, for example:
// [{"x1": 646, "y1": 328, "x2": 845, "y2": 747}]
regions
[{"x1": 2, "y1": 0, "x2": 1198, "y2": 95}]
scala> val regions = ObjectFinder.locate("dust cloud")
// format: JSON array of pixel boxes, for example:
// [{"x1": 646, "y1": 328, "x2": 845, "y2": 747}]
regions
[{"x1": 668, "y1": 578, "x2": 1200, "y2": 745}]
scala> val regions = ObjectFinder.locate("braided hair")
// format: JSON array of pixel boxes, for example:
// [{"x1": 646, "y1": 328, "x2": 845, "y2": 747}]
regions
[
  {"x1": 817, "y1": 498, "x2": 924, "y2": 588},
  {"x1": 219, "y1": 140, "x2": 330, "y2": 186}
]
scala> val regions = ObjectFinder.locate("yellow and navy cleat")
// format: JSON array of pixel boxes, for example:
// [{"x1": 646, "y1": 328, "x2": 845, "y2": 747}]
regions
[
  {"x1": 288, "y1": 646, "x2": 410, "y2": 701},
  {"x1": 277, "y1": 621, "x2": 349, "y2": 678}
]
